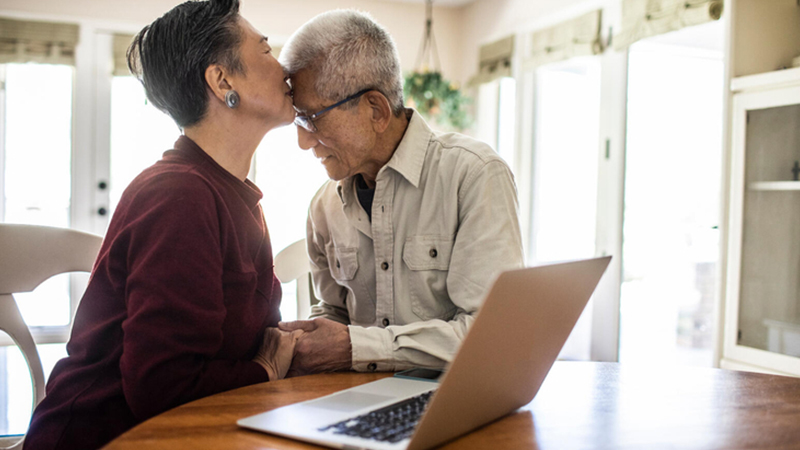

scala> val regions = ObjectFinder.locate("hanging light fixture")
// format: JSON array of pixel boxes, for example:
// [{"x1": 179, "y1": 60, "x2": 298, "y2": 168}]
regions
[
  {"x1": 404, "y1": 0, "x2": 471, "y2": 130},
  {"x1": 415, "y1": 0, "x2": 440, "y2": 72}
]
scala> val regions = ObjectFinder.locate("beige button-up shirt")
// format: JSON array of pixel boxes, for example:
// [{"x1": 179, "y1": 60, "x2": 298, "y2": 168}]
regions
[{"x1": 307, "y1": 110, "x2": 524, "y2": 372}]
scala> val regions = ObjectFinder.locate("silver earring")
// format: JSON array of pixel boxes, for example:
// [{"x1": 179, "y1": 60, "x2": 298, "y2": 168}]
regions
[{"x1": 225, "y1": 90, "x2": 240, "y2": 109}]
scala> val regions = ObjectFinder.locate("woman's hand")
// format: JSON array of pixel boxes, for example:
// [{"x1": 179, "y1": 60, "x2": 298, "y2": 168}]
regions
[{"x1": 253, "y1": 327, "x2": 303, "y2": 381}]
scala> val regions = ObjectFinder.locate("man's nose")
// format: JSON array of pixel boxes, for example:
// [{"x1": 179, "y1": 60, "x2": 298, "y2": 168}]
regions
[{"x1": 297, "y1": 126, "x2": 318, "y2": 151}]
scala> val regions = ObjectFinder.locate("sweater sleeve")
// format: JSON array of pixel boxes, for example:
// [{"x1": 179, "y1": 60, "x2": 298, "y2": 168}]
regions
[{"x1": 118, "y1": 172, "x2": 268, "y2": 421}]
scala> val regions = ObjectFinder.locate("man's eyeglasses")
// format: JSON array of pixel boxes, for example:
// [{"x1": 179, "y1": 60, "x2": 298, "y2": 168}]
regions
[{"x1": 293, "y1": 89, "x2": 371, "y2": 133}]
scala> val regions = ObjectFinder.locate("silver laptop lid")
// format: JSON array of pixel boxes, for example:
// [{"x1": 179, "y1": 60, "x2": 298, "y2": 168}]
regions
[{"x1": 407, "y1": 256, "x2": 611, "y2": 450}]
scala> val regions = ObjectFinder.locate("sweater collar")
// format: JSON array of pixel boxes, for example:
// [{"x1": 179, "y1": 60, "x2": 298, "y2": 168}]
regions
[{"x1": 172, "y1": 135, "x2": 263, "y2": 208}]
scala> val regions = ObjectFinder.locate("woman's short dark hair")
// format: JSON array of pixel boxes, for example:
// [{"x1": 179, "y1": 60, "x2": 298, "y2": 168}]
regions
[{"x1": 127, "y1": 0, "x2": 244, "y2": 128}]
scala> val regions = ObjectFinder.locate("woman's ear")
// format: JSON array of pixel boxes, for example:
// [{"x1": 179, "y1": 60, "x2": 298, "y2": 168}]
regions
[
  {"x1": 366, "y1": 91, "x2": 392, "y2": 134},
  {"x1": 204, "y1": 64, "x2": 233, "y2": 104}
]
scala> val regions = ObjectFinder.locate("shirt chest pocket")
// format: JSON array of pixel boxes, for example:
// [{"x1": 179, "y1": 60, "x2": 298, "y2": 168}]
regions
[
  {"x1": 402, "y1": 235, "x2": 453, "y2": 271},
  {"x1": 327, "y1": 246, "x2": 359, "y2": 281},
  {"x1": 403, "y1": 235, "x2": 456, "y2": 320},
  {"x1": 326, "y1": 245, "x2": 375, "y2": 323}
]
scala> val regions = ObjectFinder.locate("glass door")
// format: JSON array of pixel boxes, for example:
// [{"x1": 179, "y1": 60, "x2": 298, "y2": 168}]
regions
[
  {"x1": 619, "y1": 22, "x2": 724, "y2": 367},
  {"x1": 475, "y1": 77, "x2": 517, "y2": 169},
  {"x1": 0, "y1": 62, "x2": 74, "y2": 435},
  {"x1": 108, "y1": 76, "x2": 180, "y2": 216},
  {"x1": 530, "y1": 56, "x2": 601, "y2": 360}
]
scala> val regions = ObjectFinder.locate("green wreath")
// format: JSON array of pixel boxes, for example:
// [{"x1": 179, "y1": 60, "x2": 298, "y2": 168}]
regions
[{"x1": 404, "y1": 71, "x2": 471, "y2": 130}]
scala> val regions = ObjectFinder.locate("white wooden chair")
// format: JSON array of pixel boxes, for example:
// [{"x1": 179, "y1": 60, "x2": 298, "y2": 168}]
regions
[
  {"x1": 0, "y1": 224, "x2": 102, "y2": 450},
  {"x1": 274, "y1": 239, "x2": 318, "y2": 320}
]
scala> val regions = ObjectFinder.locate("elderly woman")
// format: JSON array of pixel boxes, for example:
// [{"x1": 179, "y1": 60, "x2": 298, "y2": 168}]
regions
[{"x1": 23, "y1": 1, "x2": 300, "y2": 449}]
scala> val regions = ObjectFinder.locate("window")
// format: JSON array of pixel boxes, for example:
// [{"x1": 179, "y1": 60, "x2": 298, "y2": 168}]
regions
[
  {"x1": 529, "y1": 57, "x2": 602, "y2": 360},
  {"x1": 619, "y1": 21, "x2": 724, "y2": 367},
  {"x1": 109, "y1": 76, "x2": 179, "y2": 215},
  {"x1": 530, "y1": 58, "x2": 601, "y2": 264},
  {"x1": 254, "y1": 125, "x2": 329, "y2": 321},
  {"x1": 0, "y1": 62, "x2": 73, "y2": 435},
  {"x1": 475, "y1": 77, "x2": 516, "y2": 169}
]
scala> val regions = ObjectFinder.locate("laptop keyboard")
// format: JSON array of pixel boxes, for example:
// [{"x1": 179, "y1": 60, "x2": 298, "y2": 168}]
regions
[{"x1": 318, "y1": 390, "x2": 435, "y2": 443}]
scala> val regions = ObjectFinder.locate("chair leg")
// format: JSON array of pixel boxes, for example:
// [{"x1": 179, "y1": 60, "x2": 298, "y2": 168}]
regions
[{"x1": 0, "y1": 294, "x2": 46, "y2": 450}]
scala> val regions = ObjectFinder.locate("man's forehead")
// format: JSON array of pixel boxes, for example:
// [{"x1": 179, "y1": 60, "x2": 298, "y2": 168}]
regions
[{"x1": 290, "y1": 70, "x2": 322, "y2": 111}]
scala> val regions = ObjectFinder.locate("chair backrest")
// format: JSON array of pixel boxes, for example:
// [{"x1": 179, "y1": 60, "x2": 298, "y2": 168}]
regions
[
  {"x1": 274, "y1": 239, "x2": 317, "y2": 320},
  {"x1": 0, "y1": 224, "x2": 102, "y2": 450}
]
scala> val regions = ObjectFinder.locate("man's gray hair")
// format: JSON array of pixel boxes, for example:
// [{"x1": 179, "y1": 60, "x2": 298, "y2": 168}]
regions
[{"x1": 280, "y1": 10, "x2": 405, "y2": 116}]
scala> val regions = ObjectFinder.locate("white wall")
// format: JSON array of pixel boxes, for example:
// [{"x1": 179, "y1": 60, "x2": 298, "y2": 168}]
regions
[{"x1": 0, "y1": 0, "x2": 464, "y2": 82}]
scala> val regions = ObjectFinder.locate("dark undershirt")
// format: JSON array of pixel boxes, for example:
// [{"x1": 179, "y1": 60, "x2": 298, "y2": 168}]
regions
[{"x1": 355, "y1": 174, "x2": 375, "y2": 221}]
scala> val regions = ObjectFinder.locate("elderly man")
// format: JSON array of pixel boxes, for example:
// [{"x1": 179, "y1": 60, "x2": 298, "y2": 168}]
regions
[{"x1": 278, "y1": 9, "x2": 524, "y2": 374}]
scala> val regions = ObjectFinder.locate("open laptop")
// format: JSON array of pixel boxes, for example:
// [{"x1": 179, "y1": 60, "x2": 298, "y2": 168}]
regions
[{"x1": 238, "y1": 256, "x2": 611, "y2": 450}]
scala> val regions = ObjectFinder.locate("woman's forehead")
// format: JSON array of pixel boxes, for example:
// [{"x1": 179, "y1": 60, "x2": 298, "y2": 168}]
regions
[{"x1": 238, "y1": 17, "x2": 264, "y2": 42}]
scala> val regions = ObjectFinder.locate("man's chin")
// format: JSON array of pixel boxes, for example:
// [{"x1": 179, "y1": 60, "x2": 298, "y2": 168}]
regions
[{"x1": 323, "y1": 166, "x2": 346, "y2": 182}]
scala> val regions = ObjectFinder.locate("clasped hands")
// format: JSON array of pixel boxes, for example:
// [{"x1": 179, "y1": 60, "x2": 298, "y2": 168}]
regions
[{"x1": 253, "y1": 318, "x2": 352, "y2": 380}]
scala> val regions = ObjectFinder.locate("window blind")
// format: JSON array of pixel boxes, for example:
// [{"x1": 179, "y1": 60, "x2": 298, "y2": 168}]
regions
[
  {"x1": 0, "y1": 17, "x2": 79, "y2": 65},
  {"x1": 112, "y1": 34, "x2": 134, "y2": 76},
  {"x1": 468, "y1": 35, "x2": 514, "y2": 86},
  {"x1": 523, "y1": 10, "x2": 604, "y2": 70},
  {"x1": 615, "y1": 0, "x2": 724, "y2": 49}
]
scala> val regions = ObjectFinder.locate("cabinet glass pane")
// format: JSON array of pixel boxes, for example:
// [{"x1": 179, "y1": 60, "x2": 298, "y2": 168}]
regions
[{"x1": 738, "y1": 103, "x2": 800, "y2": 358}]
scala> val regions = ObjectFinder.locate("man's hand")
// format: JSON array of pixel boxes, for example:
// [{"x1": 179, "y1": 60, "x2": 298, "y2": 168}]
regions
[{"x1": 278, "y1": 318, "x2": 352, "y2": 375}]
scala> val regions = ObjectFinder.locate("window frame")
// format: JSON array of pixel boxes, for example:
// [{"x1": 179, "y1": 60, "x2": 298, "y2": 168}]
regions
[{"x1": 513, "y1": 41, "x2": 628, "y2": 363}]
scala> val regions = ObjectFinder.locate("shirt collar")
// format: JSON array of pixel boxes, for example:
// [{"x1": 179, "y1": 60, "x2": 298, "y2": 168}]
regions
[
  {"x1": 335, "y1": 108, "x2": 431, "y2": 203},
  {"x1": 384, "y1": 109, "x2": 431, "y2": 189}
]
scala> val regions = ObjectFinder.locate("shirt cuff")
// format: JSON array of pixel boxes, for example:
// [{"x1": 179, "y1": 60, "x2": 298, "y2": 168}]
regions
[{"x1": 348, "y1": 325, "x2": 395, "y2": 372}]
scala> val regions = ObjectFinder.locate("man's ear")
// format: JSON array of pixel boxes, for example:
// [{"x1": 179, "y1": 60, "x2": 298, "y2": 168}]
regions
[
  {"x1": 365, "y1": 91, "x2": 392, "y2": 133},
  {"x1": 204, "y1": 64, "x2": 233, "y2": 104}
]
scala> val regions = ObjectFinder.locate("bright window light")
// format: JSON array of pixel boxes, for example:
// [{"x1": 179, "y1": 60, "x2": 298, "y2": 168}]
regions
[
  {"x1": 531, "y1": 57, "x2": 601, "y2": 361},
  {"x1": 532, "y1": 58, "x2": 600, "y2": 264},
  {"x1": 109, "y1": 76, "x2": 180, "y2": 215},
  {"x1": 254, "y1": 125, "x2": 329, "y2": 321},
  {"x1": 619, "y1": 24, "x2": 723, "y2": 367}
]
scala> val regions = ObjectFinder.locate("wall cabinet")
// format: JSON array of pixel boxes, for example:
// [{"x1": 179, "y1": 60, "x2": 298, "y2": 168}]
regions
[
  {"x1": 722, "y1": 70, "x2": 800, "y2": 376},
  {"x1": 719, "y1": 0, "x2": 800, "y2": 376}
]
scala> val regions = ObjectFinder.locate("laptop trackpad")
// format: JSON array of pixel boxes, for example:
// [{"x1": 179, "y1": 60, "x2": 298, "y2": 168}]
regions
[{"x1": 307, "y1": 391, "x2": 396, "y2": 413}]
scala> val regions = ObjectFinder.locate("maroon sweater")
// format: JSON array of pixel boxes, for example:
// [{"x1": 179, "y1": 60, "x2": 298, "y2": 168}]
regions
[{"x1": 24, "y1": 136, "x2": 280, "y2": 450}]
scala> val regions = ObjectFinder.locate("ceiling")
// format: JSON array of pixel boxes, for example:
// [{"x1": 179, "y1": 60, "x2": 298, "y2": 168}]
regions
[{"x1": 379, "y1": 0, "x2": 477, "y2": 7}]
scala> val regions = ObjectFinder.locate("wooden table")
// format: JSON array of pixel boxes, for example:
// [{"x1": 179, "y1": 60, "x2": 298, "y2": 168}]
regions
[{"x1": 105, "y1": 362, "x2": 800, "y2": 449}]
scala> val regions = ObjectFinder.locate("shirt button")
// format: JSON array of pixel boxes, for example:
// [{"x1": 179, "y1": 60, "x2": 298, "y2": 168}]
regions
[
  {"x1": 429, "y1": 248, "x2": 438, "y2": 258},
  {"x1": 367, "y1": 363, "x2": 377, "y2": 372},
  {"x1": 381, "y1": 261, "x2": 389, "y2": 271},
  {"x1": 382, "y1": 318, "x2": 390, "y2": 327}
]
